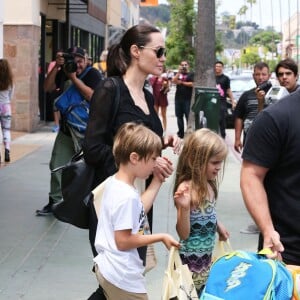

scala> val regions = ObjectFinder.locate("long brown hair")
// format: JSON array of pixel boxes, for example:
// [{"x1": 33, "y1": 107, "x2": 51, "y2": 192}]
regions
[
  {"x1": 0, "y1": 59, "x2": 13, "y2": 91},
  {"x1": 173, "y1": 128, "x2": 228, "y2": 207},
  {"x1": 107, "y1": 24, "x2": 160, "y2": 77}
]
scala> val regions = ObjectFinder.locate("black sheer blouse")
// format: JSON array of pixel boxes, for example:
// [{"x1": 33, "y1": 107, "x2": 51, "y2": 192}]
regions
[{"x1": 83, "y1": 76, "x2": 163, "y2": 178}]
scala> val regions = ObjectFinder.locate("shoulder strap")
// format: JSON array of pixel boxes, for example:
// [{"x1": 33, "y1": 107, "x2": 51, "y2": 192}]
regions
[
  {"x1": 79, "y1": 66, "x2": 92, "y2": 80},
  {"x1": 109, "y1": 77, "x2": 121, "y2": 124}
]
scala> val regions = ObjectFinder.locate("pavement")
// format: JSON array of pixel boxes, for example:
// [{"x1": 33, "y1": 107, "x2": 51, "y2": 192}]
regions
[{"x1": 0, "y1": 86, "x2": 258, "y2": 299}]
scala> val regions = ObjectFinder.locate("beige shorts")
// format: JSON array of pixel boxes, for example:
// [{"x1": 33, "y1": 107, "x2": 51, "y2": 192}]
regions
[{"x1": 94, "y1": 264, "x2": 148, "y2": 300}]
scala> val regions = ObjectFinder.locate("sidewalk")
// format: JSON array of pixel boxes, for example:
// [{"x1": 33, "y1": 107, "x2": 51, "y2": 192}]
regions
[{"x1": 0, "y1": 88, "x2": 257, "y2": 299}]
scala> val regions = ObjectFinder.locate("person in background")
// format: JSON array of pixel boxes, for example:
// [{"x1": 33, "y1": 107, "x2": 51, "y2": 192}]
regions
[
  {"x1": 36, "y1": 46, "x2": 102, "y2": 216},
  {"x1": 215, "y1": 61, "x2": 235, "y2": 139},
  {"x1": 172, "y1": 60, "x2": 194, "y2": 138},
  {"x1": 149, "y1": 67, "x2": 169, "y2": 132},
  {"x1": 93, "y1": 49, "x2": 108, "y2": 78},
  {"x1": 234, "y1": 62, "x2": 271, "y2": 235},
  {"x1": 87, "y1": 56, "x2": 93, "y2": 67},
  {"x1": 0, "y1": 58, "x2": 14, "y2": 163},
  {"x1": 174, "y1": 128, "x2": 229, "y2": 296},
  {"x1": 234, "y1": 62, "x2": 271, "y2": 153},
  {"x1": 94, "y1": 122, "x2": 180, "y2": 300},
  {"x1": 275, "y1": 58, "x2": 299, "y2": 93}
]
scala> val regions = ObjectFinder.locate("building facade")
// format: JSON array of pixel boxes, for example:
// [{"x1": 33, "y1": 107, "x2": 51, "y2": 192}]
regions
[
  {"x1": 1, "y1": 0, "x2": 140, "y2": 132},
  {"x1": 282, "y1": 12, "x2": 300, "y2": 64}
]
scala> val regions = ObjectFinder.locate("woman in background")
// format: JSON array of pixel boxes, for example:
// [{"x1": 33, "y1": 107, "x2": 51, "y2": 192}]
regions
[{"x1": 0, "y1": 58, "x2": 14, "y2": 163}]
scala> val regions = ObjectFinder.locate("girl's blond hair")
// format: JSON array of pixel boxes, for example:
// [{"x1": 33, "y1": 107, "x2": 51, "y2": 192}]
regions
[{"x1": 173, "y1": 128, "x2": 228, "y2": 207}]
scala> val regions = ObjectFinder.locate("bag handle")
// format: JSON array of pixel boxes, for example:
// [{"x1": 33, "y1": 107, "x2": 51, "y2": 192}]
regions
[{"x1": 167, "y1": 246, "x2": 182, "y2": 271}]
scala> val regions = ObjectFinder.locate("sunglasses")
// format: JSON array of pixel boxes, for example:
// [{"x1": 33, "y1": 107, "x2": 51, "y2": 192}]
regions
[{"x1": 140, "y1": 46, "x2": 167, "y2": 58}]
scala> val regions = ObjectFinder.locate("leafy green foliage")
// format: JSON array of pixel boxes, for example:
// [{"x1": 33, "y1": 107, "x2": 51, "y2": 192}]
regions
[
  {"x1": 249, "y1": 30, "x2": 282, "y2": 52},
  {"x1": 165, "y1": 0, "x2": 195, "y2": 68}
]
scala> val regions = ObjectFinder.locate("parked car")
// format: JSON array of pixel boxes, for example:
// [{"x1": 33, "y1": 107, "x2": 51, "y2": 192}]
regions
[{"x1": 226, "y1": 75, "x2": 255, "y2": 128}]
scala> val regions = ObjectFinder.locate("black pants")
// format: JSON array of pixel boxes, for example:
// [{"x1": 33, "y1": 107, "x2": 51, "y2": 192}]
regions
[{"x1": 219, "y1": 105, "x2": 227, "y2": 138}]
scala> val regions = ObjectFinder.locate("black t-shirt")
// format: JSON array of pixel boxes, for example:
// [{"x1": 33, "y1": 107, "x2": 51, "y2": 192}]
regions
[
  {"x1": 216, "y1": 74, "x2": 230, "y2": 106},
  {"x1": 242, "y1": 89, "x2": 300, "y2": 264},
  {"x1": 174, "y1": 72, "x2": 194, "y2": 101}
]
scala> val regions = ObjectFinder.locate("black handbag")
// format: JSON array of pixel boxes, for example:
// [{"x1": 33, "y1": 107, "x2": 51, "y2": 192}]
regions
[
  {"x1": 51, "y1": 77, "x2": 120, "y2": 229},
  {"x1": 52, "y1": 151, "x2": 94, "y2": 229}
]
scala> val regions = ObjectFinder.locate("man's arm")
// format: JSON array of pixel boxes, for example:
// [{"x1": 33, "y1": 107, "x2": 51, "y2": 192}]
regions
[
  {"x1": 68, "y1": 72, "x2": 95, "y2": 101},
  {"x1": 44, "y1": 55, "x2": 64, "y2": 92},
  {"x1": 240, "y1": 160, "x2": 284, "y2": 257},
  {"x1": 255, "y1": 88, "x2": 267, "y2": 112},
  {"x1": 234, "y1": 117, "x2": 244, "y2": 153},
  {"x1": 172, "y1": 67, "x2": 182, "y2": 85}
]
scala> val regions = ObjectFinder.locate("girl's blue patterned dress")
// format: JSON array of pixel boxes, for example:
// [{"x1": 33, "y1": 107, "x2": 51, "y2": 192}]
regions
[{"x1": 179, "y1": 198, "x2": 217, "y2": 294}]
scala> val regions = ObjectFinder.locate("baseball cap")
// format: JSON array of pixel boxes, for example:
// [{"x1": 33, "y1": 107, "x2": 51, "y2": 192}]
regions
[{"x1": 67, "y1": 46, "x2": 86, "y2": 58}]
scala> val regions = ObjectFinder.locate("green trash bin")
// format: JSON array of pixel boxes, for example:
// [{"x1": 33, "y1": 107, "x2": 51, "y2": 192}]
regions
[{"x1": 192, "y1": 87, "x2": 220, "y2": 132}]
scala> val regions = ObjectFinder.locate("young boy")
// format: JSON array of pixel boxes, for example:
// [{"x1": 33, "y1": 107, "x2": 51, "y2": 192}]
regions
[{"x1": 93, "y1": 122, "x2": 180, "y2": 300}]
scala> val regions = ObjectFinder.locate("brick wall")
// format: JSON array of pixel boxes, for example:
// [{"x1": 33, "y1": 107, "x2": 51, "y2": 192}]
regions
[{"x1": 4, "y1": 25, "x2": 41, "y2": 132}]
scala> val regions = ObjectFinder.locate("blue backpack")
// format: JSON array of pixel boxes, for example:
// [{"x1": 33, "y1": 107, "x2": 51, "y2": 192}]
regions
[
  {"x1": 55, "y1": 66, "x2": 92, "y2": 134},
  {"x1": 200, "y1": 250, "x2": 293, "y2": 300}
]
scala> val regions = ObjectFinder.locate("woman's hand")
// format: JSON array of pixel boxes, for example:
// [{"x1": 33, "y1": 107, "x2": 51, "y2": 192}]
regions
[
  {"x1": 153, "y1": 156, "x2": 173, "y2": 182},
  {"x1": 163, "y1": 134, "x2": 183, "y2": 155}
]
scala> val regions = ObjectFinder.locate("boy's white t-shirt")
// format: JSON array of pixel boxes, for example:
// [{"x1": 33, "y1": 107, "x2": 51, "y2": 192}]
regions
[{"x1": 94, "y1": 176, "x2": 147, "y2": 293}]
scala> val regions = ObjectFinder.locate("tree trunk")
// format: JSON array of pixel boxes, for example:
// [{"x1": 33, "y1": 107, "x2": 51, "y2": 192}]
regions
[{"x1": 187, "y1": 0, "x2": 216, "y2": 133}]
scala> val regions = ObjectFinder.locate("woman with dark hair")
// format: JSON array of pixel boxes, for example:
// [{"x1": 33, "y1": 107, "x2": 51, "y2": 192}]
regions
[
  {"x1": 0, "y1": 59, "x2": 14, "y2": 163},
  {"x1": 83, "y1": 24, "x2": 181, "y2": 300}
]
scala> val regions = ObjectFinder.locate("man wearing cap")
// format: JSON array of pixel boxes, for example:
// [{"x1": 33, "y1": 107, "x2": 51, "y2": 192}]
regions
[{"x1": 36, "y1": 46, "x2": 102, "y2": 216}]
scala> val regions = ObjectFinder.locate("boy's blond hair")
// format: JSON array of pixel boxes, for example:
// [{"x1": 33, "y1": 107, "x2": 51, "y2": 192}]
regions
[{"x1": 113, "y1": 122, "x2": 162, "y2": 167}]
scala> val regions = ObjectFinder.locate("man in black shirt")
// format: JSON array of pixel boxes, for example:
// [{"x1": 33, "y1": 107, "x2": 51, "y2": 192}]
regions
[
  {"x1": 172, "y1": 61, "x2": 194, "y2": 138},
  {"x1": 215, "y1": 61, "x2": 235, "y2": 138},
  {"x1": 241, "y1": 88, "x2": 300, "y2": 265}
]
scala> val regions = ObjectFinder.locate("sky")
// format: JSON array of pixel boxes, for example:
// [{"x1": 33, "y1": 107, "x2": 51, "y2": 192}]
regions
[
  {"x1": 158, "y1": 0, "x2": 300, "y2": 32},
  {"x1": 218, "y1": 0, "x2": 299, "y2": 31}
]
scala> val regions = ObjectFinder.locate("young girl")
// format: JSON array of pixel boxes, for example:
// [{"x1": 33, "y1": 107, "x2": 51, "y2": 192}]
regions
[
  {"x1": 0, "y1": 59, "x2": 14, "y2": 163},
  {"x1": 174, "y1": 128, "x2": 230, "y2": 296}
]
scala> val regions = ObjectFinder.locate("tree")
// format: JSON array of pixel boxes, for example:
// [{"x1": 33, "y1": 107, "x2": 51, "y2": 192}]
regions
[
  {"x1": 165, "y1": 0, "x2": 195, "y2": 67},
  {"x1": 194, "y1": 0, "x2": 216, "y2": 86},
  {"x1": 241, "y1": 51, "x2": 261, "y2": 65},
  {"x1": 186, "y1": 0, "x2": 216, "y2": 134},
  {"x1": 249, "y1": 30, "x2": 281, "y2": 53}
]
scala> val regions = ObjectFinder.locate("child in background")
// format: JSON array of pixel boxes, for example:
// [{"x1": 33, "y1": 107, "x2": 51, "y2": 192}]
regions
[
  {"x1": 174, "y1": 128, "x2": 230, "y2": 296},
  {"x1": 94, "y1": 122, "x2": 180, "y2": 300},
  {"x1": 0, "y1": 59, "x2": 14, "y2": 163}
]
